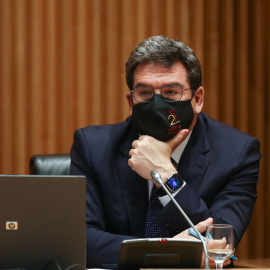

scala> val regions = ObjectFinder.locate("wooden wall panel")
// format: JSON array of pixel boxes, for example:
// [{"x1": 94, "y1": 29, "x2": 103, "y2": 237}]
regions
[
  {"x1": 0, "y1": 0, "x2": 269, "y2": 260},
  {"x1": 218, "y1": 0, "x2": 234, "y2": 125},
  {"x1": 265, "y1": 0, "x2": 270, "y2": 258}
]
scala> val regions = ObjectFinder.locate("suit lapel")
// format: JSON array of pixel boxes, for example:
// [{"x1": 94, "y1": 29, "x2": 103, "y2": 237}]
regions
[
  {"x1": 178, "y1": 116, "x2": 211, "y2": 190},
  {"x1": 115, "y1": 122, "x2": 148, "y2": 237}
]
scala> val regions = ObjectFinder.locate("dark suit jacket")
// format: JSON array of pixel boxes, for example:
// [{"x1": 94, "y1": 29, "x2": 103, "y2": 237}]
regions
[{"x1": 70, "y1": 112, "x2": 261, "y2": 268}]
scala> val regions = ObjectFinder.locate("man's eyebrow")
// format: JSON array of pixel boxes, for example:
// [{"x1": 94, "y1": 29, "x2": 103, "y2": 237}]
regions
[
  {"x1": 134, "y1": 82, "x2": 186, "y2": 88},
  {"x1": 134, "y1": 83, "x2": 151, "y2": 87},
  {"x1": 164, "y1": 83, "x2": 184, "y2": 88}
]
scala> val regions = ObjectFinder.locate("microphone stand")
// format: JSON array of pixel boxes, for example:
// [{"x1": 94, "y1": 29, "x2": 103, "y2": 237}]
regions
[{"x1": 150, "y1": 169, "x2": 210, "y2": 269}]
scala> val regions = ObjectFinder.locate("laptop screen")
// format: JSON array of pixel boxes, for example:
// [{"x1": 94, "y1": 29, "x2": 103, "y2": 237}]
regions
[{"x1": 0, "y1": 175, "x2": 86, "y2": 270}]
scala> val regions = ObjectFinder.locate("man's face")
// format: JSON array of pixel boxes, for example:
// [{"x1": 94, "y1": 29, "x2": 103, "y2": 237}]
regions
[{"x1": 126, "y1": 61, "x2": 204, "y2": 130}]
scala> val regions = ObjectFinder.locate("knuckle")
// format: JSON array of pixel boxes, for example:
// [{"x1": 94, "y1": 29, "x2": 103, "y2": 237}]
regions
[
  {"x1": 132, "y1": 140, "x2": 138, "y2": 148},
  {"x1": 128, "y1": 158, "x2": 135, "y2": 169}
]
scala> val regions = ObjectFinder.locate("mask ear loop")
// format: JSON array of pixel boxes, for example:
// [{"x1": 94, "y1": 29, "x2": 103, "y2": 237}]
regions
[{"x1": 130, "y1": 90, "x2": 135, "y2": 106}]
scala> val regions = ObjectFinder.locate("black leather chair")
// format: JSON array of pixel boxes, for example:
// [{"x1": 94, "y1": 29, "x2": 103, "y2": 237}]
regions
[{"x1": 29, "y1": 154, "x2": 71, "y2": 175}]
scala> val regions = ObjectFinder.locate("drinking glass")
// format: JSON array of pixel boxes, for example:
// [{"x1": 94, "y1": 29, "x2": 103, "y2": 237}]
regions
[{"x1": 206, "y1": 224, "x2": 234, "y2": 270}]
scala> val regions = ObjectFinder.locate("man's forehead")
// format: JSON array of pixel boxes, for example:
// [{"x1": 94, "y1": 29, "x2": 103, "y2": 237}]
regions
[{"x1": 133, "y1": 61, "x2": 189, "y2": 86}]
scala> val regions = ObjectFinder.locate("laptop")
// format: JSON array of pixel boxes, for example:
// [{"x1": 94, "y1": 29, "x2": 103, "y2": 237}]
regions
[
  {"x1": 118, "y1": 238, "x2": 203, "y2": 270},
  {"x1": 0, "y1": 175, "x2": 86, "y2": 270}
]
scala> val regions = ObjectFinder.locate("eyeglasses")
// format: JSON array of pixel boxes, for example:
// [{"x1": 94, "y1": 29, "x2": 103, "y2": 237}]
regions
[{"x1": 131, "y1": 84, "x2": 194, "y2": 103}]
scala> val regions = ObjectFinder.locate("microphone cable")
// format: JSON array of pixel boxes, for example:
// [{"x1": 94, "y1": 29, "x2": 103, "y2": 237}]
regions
[{"x1": 42, "y1": 261, "x2": 85, "y2": 270}]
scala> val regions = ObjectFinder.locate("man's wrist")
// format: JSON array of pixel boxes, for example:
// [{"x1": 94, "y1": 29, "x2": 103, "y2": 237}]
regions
[
  {"x1": 157, "y1": 173, "x2": 185, "y2": 196},
  {"x1": 160, "y1": 167, "x2": 178, "y2": 183}
]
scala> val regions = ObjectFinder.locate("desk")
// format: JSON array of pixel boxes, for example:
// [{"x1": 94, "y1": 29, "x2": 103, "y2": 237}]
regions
[
  {"x1": 234, "y1": 258, "x2": 270, "y2": 268},
  {"x1": 139, "y1": 258, "x2": 270, "y2": 269}
]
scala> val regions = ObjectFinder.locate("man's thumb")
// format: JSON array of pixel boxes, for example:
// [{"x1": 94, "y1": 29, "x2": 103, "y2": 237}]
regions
[
  {"x1": 167, "y1": 129, "x2": 190, "y2": 151},
  {"x1": 196, "y1": 217, "x2": 213, "y2": 233}
]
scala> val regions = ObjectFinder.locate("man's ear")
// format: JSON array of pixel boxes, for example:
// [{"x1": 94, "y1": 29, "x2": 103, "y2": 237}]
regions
[
  {"x1": 126, "y1": 92, "x2": 133, "y2": 114},
  {"x1": 193, "y1": 86, "x2": 204, "y2": 114}
]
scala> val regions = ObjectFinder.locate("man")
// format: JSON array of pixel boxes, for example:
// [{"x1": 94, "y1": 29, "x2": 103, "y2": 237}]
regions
[{"x1": 70, "y1": 36, "x2": 261, "y2": 268}]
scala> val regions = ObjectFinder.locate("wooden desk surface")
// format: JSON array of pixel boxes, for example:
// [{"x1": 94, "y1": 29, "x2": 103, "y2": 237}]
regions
[
  {"x1": 141, "y1": 259, "x2": 270, "y2": 269},
  {"x1": 234, "y1": 258, "x2": 270, "y2": 268},
  {"x1": 139, "y1": 258, "x2": 270, "y2": 269},
  {"x1": 141, "y1": 269, "x2": 270, "y2": 270}
]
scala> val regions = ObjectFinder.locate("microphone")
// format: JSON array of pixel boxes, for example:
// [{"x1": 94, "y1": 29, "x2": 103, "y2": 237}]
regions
[{"x1": 150, "y1": 169, "x2": 210, "y2": 269}]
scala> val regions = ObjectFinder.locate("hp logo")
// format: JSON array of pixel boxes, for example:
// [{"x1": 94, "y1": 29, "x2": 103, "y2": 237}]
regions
[{"x1": 6, "y1": 221, "x2": 18, "y2": 230}]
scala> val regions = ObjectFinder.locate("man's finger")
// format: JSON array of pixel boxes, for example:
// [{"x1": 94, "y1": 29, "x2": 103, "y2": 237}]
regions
[
  {"x1": 195, "y1": 217, "x2": 213, "y2": 233},
  {"x1": 166, "y1": 129, "x2": 190, "y2": 151}
]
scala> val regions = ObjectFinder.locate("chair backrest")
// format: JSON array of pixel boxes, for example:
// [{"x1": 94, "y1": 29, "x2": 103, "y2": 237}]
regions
[{"x1": 30, "y1": 154, "x2": 71, "y2": 175}]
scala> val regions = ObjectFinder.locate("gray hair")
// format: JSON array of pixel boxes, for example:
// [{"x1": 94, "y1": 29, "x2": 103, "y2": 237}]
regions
[{"x1": 125, "y1": 35, "x2": 202, "y2": 93}]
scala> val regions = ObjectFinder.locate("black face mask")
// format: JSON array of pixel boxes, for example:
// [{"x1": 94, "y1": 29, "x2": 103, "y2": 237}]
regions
[{"x1": 131, "y1": 94, "x2": 194, "y2": 141}]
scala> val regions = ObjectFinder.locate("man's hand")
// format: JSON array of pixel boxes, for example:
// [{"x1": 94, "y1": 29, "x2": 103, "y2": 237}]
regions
[
  {"x1": 173, "y1": 217, "x2": 213, "y2": 240},
  {"x1": 173, "y1": 218, "x2": 232, "y2": 268},
  {"x1": 128, "y1": 129, "x2": 190, "y2": 181}
]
